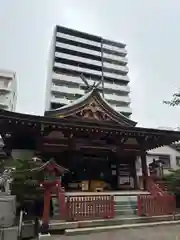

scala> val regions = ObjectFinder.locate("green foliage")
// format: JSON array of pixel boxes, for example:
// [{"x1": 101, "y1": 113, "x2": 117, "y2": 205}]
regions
[
  {"x1": 164, "y1": 169, "x2": 180, "y2": 193},
  {"x1": 10, "y1": 159, "x2": 44, "y2": 203},
  {"x1": 163, "y1": 91, "x2": 180, "y2": 106},
  {"x1": 0, "y1": 159, "x2": 6, "y2": 173}
]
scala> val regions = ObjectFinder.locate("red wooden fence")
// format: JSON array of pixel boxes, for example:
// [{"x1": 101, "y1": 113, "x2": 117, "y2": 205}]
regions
[
  {"x1": 138, "y1": 194, "x2": 176, "y2": 216},
  {"x1": 138, "y1": 177, "x2": 176, "y2": 216},
  {"x1": 66, "y1": 195, "x2": 115, "y2": 221}
]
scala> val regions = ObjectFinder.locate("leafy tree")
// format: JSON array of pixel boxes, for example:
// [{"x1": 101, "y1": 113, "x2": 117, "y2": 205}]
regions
[
  {"x1": 163, "y1": 91, "x2": 180, "y2": 106},
  {"x1": 164, "y1": 169, "x2": 180, "y2": 194},
  {"x1": 9, "y1": 159, "x2": 44, "y2": 204}
]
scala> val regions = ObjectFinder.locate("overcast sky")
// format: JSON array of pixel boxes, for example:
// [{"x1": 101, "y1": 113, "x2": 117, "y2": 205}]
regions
[{"x1": 0, "y1": 0, "x2": 180, "y2": 128}]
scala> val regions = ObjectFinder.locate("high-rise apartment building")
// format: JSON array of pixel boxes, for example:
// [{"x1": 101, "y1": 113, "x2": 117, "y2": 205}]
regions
[
  {"x1": 45, "y1": 25, "x2": 131, "y2": 117},
  {"x1": 0, "y1": 70, "x2": 17, "y2": 112}
]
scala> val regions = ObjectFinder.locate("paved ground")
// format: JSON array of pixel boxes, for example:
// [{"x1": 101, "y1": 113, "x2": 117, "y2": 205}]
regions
[{"x1": 51, "y1": 225, "x2": 180, "y2": 240}]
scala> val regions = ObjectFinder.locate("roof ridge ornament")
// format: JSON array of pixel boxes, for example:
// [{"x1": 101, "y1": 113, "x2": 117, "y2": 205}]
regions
[{"x1": 80, "y1": 74, "x2": 103, "y2": 93}]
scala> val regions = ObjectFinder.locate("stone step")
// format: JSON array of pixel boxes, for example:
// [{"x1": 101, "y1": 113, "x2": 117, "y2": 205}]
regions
[
  {"x1": 115, "y1": 200, "x2": 137, "y2": 204},
  {"x1": 116, "y1": 202, "x2": 137, "y2": 206},
  {"x1": 115, "y1": 199, "x2": 138, "y2": 216},
  {"x1": 52, "y1": 198, "x2": 59, "y2": 216},
  {"x1": 65, "y1": 220, "x2": 180, "y2": 235},
  {"x1": 114, "y1": 195, "x2": 138, "y2": 202},
  {"x1": 49, "y1": 213, "x2": 180, "y2": 233},
  {"x1": 116, "y1": 204, "x2": 137, "y2": 209},
  {"x1": 116, "y1": 208, "x2": 137, "y2": 216}
]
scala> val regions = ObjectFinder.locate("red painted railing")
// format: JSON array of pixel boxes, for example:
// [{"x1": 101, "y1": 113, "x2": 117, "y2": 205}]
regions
[
  {"x1": 138, "y1": 177, "x2": 176, "y2": 216},
  {"x1": 155, "y1": 180, "x2": 168, "y2": 192},
  {"x1": 147, "y1": 177, "x2": 167, "y2": 196},
  {"x1": 138, "y1": 194, "x2": 176, "y2": 216},
  {"x1": 66, "y1": 195, "x2": 115, "y2": 221}
]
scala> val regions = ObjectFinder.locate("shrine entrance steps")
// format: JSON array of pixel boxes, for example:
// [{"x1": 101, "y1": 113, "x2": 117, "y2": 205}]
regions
[
  {"x1": 115, "y1": 195, "x2": 138, "y2": 217},
  {"x1": 52, "y1": 197, "x2": 60, "y2": 218},
  {"x1": 49, "y1": 214, "x2": 180, "y2": 236}
]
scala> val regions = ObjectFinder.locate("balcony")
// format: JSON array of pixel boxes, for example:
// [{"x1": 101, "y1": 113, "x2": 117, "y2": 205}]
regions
[
  {"x1": 51, "y1": 84, "x2": 84, "y2": 95},
  {"x1": 113, "y1": 105, "x2": 132, "y2": 114},
  {"x1": 52, "y1": 73, "x2": 101, "y2": 89},
  {"x1": 52, "y1": 73, "x2": 130, "y2": 93},
  {"x1": 0, "y1": 85, "x2": 11, "y2": 92},
  {"x1": 0, "y1": 97, "x2": 10, "y2": 107},
  {"x1": 56, "y1": 32, "x2": 101, "y2": 48},
  {"x1": 103, "y1": 61, "x2": 128, "y2": 73},
  {"x1": 102, "y1": 44, "x2": 127, "y2": 55},
  {"x1": 54, "y1": 62, "x2": 102, "y2": 77},
  {"x1": 56, "y1": 42, "x2": 101, "y2": 57},
  {"x1": 104, "y1": 94, "x2": 131, "y2": 103},
  {"x1": 103, "y1": 71, "x2": 129, "y2": 81},
  {"x1": 104, "y1": 83, "x2": 130, "y2": 93},
  {"x1": 54, "y1": 62, "x2": 129, "y2": 82},
  {"x1": 103, "y1": 52, "x2": 128, "y2": 64},
  {"x1": 51, "y1": 96, "x2": 70, "y2": 105},
  {"x1": 55, "y1": 52, "x2": 102, "y2": 67},
  {"x1": 52, "y1": 73, "x2": 82, "y2": 85}
]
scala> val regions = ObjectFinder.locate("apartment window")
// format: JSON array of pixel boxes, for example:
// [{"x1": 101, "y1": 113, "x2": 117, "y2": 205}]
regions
[
  {"x1": 176, "y1": 156, "x2": 180, "y2": 166},
  {"x1": 159, "y1": 155, "x2": 171, "y2": 169}
]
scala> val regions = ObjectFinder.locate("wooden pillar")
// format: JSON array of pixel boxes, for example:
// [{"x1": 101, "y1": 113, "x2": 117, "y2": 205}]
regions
[
  {"x1": 141, "y1": 151, "x2": 148, "y2": 190},
  {"x1": 42, "y1": 188, "x2": 51, "y2": 232},
  {"x1": 56, "y1": 179, "x2": 66, "y2": 219},
  {"x1": 132, "y1": 158, "x2": 138, "y2": 189},
  {"x1": 116, "y1": 162, "x2": 119, "y2": 190}
]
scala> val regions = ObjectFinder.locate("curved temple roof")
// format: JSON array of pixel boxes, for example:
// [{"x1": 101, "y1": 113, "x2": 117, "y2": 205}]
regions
[
  {"x1": 31, "y1": 158, "x2": 69, "y2": 174},
  {"x1": 45, "y1": 89, "x2": 137, "y2": 127},
  {"x1": 0, "y1": 89, "x2": 180, "y2": 151}
]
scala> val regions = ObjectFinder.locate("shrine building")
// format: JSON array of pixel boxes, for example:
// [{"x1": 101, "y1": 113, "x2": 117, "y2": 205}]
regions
[{"x1": 0, "y1": 88, "x2": 180, "y2": 192}]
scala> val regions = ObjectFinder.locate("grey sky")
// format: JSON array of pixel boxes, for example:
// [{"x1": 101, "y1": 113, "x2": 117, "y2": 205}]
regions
[{"x1": 0, "y1": 0, "x2": 180, "y2": 128}]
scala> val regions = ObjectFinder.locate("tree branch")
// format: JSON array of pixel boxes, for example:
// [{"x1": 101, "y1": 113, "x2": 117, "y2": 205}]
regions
[{"x1": 163, "y1": 90, "x2": 180, "y2": 106}]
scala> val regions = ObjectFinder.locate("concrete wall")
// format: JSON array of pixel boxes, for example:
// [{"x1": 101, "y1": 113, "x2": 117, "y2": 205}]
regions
[
  {"x1": 0, "y1": 194, "x2": 16, "y2": 228},
  {"x1": 0, "y1": 227, "x2": 18, "y2": 240}
]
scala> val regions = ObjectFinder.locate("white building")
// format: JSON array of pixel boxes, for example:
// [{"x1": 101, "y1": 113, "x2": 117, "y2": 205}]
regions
[
  {"x1": 137, "y1": 145, "x2": 180, "y2": 178},
  {"x1": 45, "y1": 25, "x2": 131, "y2": 118},
  {"x1": 0, "y1": 70, "x2": 17, "y2": 112}
]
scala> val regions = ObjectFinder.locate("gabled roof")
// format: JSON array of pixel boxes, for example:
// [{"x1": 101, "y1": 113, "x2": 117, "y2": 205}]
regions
[
  {"x1": 31, "y1": 158, "x2": 68, "y2": 173},
  {"x1": 45, "y1": 89, "x2": 137, "y2": 127}
]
